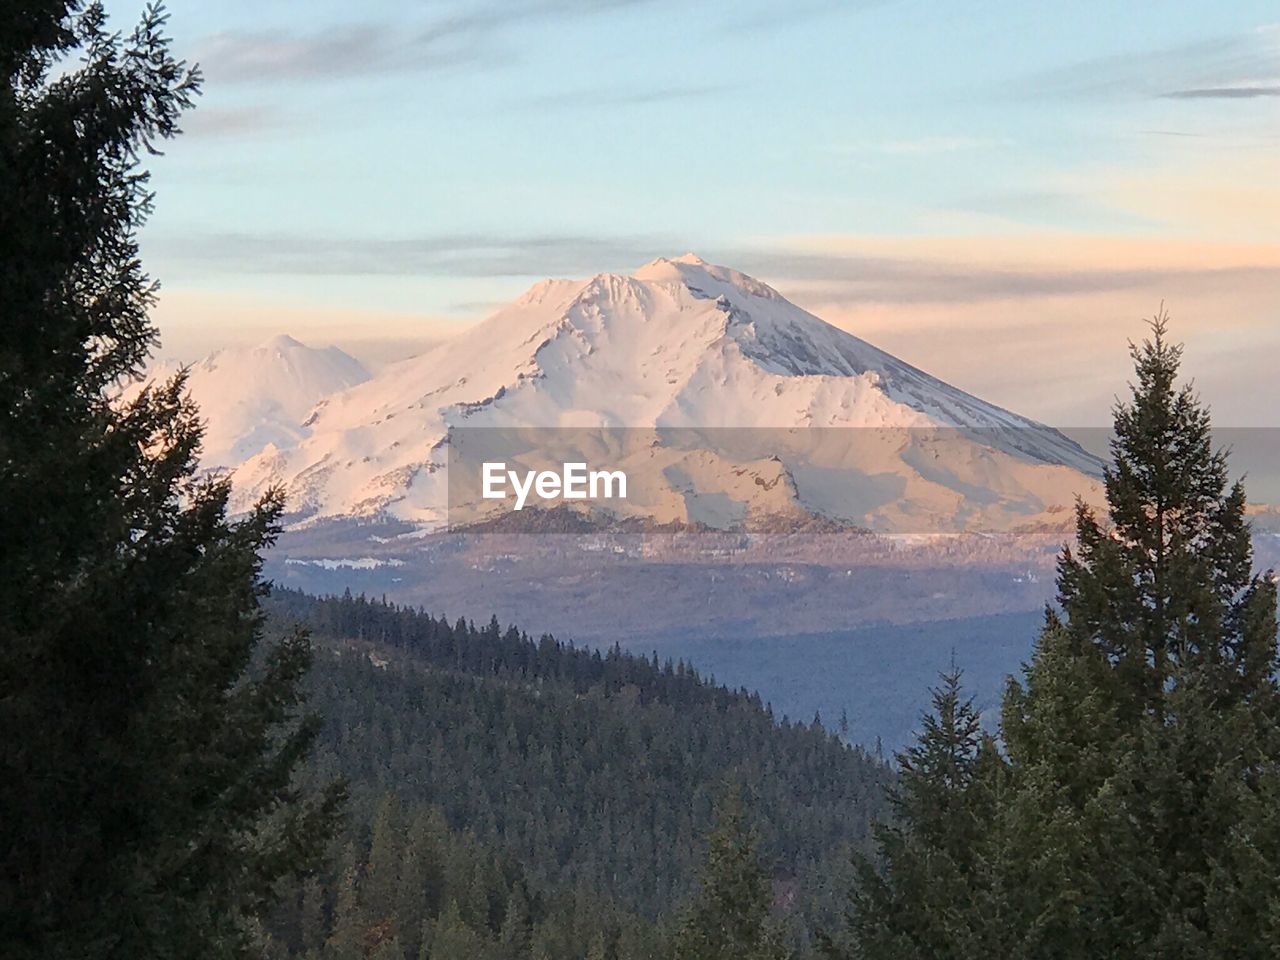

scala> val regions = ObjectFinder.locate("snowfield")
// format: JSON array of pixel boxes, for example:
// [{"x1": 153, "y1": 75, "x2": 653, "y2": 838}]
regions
[{"x1": 121, "y1": 334, "x2": 369, "y2": 469}]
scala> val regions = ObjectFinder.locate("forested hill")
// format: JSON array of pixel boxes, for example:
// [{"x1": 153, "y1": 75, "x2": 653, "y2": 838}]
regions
[{"x1": 260, "y1": 589, "x2": 893, "y2": 958}]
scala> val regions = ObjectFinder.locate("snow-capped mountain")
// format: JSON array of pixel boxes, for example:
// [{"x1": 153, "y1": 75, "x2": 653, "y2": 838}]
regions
[
  {"x1": 122, "y1": 334, "x2": 370, "y2": 469},
  {"x1": 216, "y1": 255, "x2": 1103, "y2": 532}
]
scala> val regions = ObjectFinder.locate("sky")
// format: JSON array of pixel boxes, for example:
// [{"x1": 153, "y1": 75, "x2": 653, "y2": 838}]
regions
[{"x1": 126, "y1": 0, "x2": 1279, "y2": 426}]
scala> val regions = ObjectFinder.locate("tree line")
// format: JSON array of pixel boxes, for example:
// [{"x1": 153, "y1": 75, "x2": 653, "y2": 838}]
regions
[{"x1": 256, "y1": 591, "x2": 891, "y2": 956}]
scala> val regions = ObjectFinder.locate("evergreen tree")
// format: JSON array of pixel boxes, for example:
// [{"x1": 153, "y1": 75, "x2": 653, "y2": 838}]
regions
[
  {"x1": 497, "y1": 885, "x2": 533, "y2": 960},
  {"x1": 428, "y1": 899, "x2": 490, "y2": 960},
  {"x1": 996, "y1": 317, "x2": 1280, "y2": 956},
  {"x1": 0, "y1": 9, "x2": 341, "y2": 958},
  {"x1": 829, "y1": 668, "x2": 999, "y2": 960},
  {"x1": 672, "y1": 792, "x2": 790, "y2": 960},
  {"x1": 364, "y1": 795, "x2": 405, "y2": 940},
  {"x1": 396, "y1": 813, "x2": 441, "y2": 959},
  {"x1": 832, "y1": 318, "x2": 1280, "y2": 959}
]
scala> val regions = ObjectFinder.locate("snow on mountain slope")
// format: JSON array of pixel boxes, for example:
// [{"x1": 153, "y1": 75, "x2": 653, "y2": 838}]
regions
[
  {"x1": 224, "y1": 255, "x2": 1103, "y2": 530},
  {"x1": 122, "y1": 334, "x2": 370, "y2": 469}
]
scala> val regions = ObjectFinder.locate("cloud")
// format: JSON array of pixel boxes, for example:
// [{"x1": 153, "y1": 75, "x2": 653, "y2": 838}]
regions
[
  {"x1": 1162, "y1": 84, "x2": 1280, "y2": 99},
  {"x1": 1019, "y1": 25, "x2": 1280, "y2": 102},
  {"x1": 758, "y1": 235, "x2": 1280, "y2": 426},
  {"x1": 153, "y1": 231, "x2": 677, "y2": 279},
  {"x1": 151, "y1": 228, "x2": 1280, "y2": 312},
  {"x1": 830, "y1": 136, "x2": 1007, "y2": 156},
  {"x1": 196, "y1": 22, "x2": 487, "y2": 81},
  {"x1": 731, "y1": 252, "x2": 1280, "y2": 306},
  {"x1": 508, "y1": 83, "x2": 731, "y2": 110},
  {"x1": 196, "y1": 0, "x2": 656, "y2": 82},
  {"x1": 721, "y1": 0, "x2": 887, "y2": 35},
  {"x1": 195, "y1": 0, "x2": 877, "y2": 83},
  {"x1": 180, "y1": 105, "x2": 286, "y2": 139},
  {"x1": 1140, "y1": 129, "x2": 1210, "y2": 138}
]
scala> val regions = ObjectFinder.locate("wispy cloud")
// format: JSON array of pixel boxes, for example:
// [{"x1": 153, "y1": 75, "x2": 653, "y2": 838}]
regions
[
  {"x1": 154, "y1": 231, "x2": 677, "y2": 279},
  {"x1": 1162, "y1": 84, "x2": 1280, "y2": 99},
  {"x1": 721, "y1": 0, "x2": 888, "y2": 35},
  {"x1": 730, "y1": 251, "x2": 1280, "y2": 306},
  {"x1": 197, "y1": 0, "x2": 657, "y2": 82},
  {"x1": 151, "y1": 228, "x2": 1280, "y2": 311},
  {"x1": 197, "y1": 22, "x2": 488, "y2": 81},
  {"x1": 767, "y1": 236, "x2": 1280, "y2": 427},
  {"x1": 508, "y1": 83, "x2": 731, "y2": 110},
  {"x1": 831, "y1": 136, "x2": 1008, "y2": 156},
  {"x1": 196, "y1": 0, "x2": 881, "y2": 83},
  {"x1": 1020, "y1": 24, "x2": 1280, "y2": 102},
  {"x1": 180, "y1": 105, "x2": 287, "y2": 139}
]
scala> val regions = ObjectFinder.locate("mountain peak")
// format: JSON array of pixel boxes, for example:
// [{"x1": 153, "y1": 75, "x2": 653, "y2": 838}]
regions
[
  {"x1": 632, "y1": 252, "x2": 713, "y2": 277},
  {"x1": 630, "y1": 253, "x2": 779, "y2": 301},
  {"x1": 635, "y1": 251, "x2": 708, "y2": 272},
  {"x1": 258, "y1": 333, "x2": 306, "y2": 351},
  {"x1": 126, "y1": 334, "x2": 370, "y2": 471},
  {"x1": 671, "y1": 251, "x2": 708, "y2": 265}
]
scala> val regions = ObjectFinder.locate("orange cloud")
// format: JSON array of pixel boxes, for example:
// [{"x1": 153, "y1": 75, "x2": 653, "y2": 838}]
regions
[{"x1": 765, "y1": 233, "x2": 1280, "y2": 426}]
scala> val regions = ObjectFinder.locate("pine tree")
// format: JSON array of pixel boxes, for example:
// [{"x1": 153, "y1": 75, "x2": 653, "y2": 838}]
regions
[
  {"x1": 997, "y1": 317, "x2": 1280, "y2": 956},
  {"x1": 364, "y1": 795, "x2": 405, "y2": 940},
  {"x1": 829, "y1": 668, "x2": 998, "y2": 960},
  {"x1": 428, "y1": 899, "x2": 490, "y2": 960},
  {"x1": 0, "y1": 6, "x2": 341, "y2": 958},
  {"x1": 672, "y1": 791, "x2": 790, "y2": 960},
  {"x1": 396, "y1": 812, "x2": 441, "y2": 960},
  {"x1": 497, "y1": 884, "x2": 533, "y2": 960},
  {"x1": 326, "y1": 844, "x2": 366, "y2": 960},
  {"x1": 0, "y1": 2, "x2": 340, "y2": 954}
]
